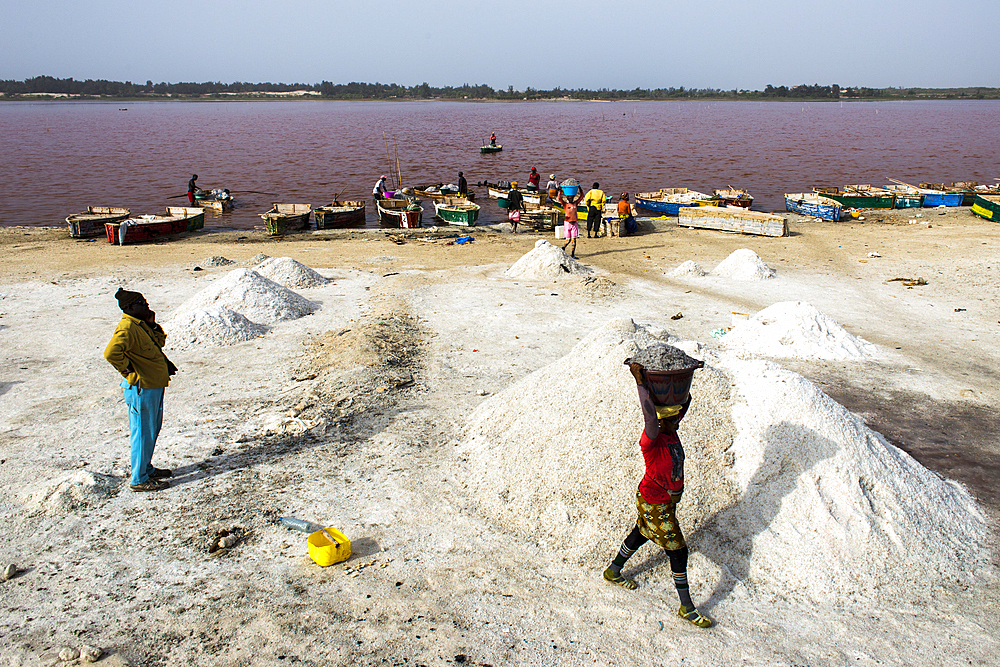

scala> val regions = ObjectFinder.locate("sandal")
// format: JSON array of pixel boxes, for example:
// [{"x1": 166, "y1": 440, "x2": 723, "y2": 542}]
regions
[
  {"x1": 677, "y1": 605, "x2": 712, "y2": 628},
  {"x1": 603, "y1": 567, "x2": 638, "y2": 590}
]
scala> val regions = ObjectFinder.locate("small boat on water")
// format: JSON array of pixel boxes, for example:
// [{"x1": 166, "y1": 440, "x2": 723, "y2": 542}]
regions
[
  {"x1": 635, "y1": 188, "x2": 717, "y2": 215},
  {"x1": 713, "y1": 188, "x2": 754, "y2": 208},
  {"x1": 888, "y1": 179, "x2": 963, "y2": 207},
  {"x1": 434, "y1": 200, "x2": 480, "y2": 226},
  {"x1": 314, "y1": 200, "x2": 366, "y2": 229},
  {"x1": 813, "y1": 186, "x2": 895, "y2": 209},
  {"x1": 261, "y1": 203, "x2": 311, "y2": 236},
  {"x1": 66, "y1": 206, "x2": 130, "y2": 238},
  {"x1": 481, "y1": 144, "x2": 503, "y2": 154},
  {"x1": 105, "y1": 207, "x2": 204, "y2": 244},
  {"x1": 971, "y1": 194, "x2": 1000, "y2": 221},
  {"x1": 784, "y1": 193, "x2": 844, "y2": 221},
  {"x1": 414, "y1": 184, "x2": 476, "y2": 201},
  {"x1": 377, "y1": 198, "x2": 422, "y2": 228},
  {"x1": 488, "y1": 185, "x2": 545, "y2": 207},
  {"x1": 195, "y1": 188, "x2": 234, "y2": 212}
]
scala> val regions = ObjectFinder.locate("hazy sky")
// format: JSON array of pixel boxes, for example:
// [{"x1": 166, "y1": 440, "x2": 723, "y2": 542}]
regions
[{"x1": 3, "y1": 0, "x2": 998, "y2": 90}]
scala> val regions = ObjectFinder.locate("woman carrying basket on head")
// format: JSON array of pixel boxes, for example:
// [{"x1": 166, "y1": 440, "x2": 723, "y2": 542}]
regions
[{"x1": 602, "y1": 353, "x2": 712, "y2": 629}]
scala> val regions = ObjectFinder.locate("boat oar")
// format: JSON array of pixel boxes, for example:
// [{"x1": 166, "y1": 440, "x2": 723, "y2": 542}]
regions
[
  {"x1": 167, "y1": 193, "x2": 190, "y2": 200},
  {"x1": 230, "y1": 190, "x2": 278, "y2": 196}
]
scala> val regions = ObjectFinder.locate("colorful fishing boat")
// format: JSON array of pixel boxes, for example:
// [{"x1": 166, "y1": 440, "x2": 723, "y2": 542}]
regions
[
  {"x1": 971, "y1": 194, "x2": 1000, "y2": 221},
  {"x1": 414, "y1": 184, "x2": 476, "y2": 201},
  {"x1": 434, "y1": 200, "x2": 480, "y2": 226},
  {"x1": 713, "y1": 188, "x2": 754, "y2": 208},
  {"x1": 813, "y1": 186, "x2": 895, "y2": 209},
  {"x1": 166, "y1": 206, "x2": 205, "y2": 231},
  {"x1": 888, "y1": 179, "x2": 963, "y2": 207},
  {"x1": 634, "y1": 188, "x2": 717, "y2": 215},
  {"x1": 194, "y1": 188, "x2": 234, "y2": 212},
  {"x1": 65, "y1": 206, "x2": 130, "y2": 238},
  {"x1": 487, "y1": 185, "x2": 545, "y2": 207},
  {"x1": 105, "y1": 208, "x2": 203, "y2": 244},
  {"x1": 877, "y1": 185, "x2": 924, "y2": 208},
  {"x1": 481, "y1": 144, "x2": 503, "y2": 153},
  {"x1": 261, "y1": 203, "x2": 311, "y2": 236},
  {"x1": 377, "y1": 198, "x2": 422, "y2": 228},
  {"x1": 314, "y1": 200, "x2": 366, "y2": 229},
  {"x1": 784, "y1": 193, "x2": 844, "y2": 221},
  {"x1": 920, "y1": 182, "x2": 978, "y2": 206}
]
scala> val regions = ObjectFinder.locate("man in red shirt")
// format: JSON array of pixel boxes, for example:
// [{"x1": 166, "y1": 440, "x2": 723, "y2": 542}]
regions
[{"x1": 602, "y1": 360, "x2": 712, "y2": 628}]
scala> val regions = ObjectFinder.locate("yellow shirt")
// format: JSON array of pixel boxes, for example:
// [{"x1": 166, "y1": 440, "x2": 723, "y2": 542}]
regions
[
  {"x1": 104, "y1": 314, "x2": 171, "y2": 388},
  {"x1": 584, "y1": 188, "x2": 606, "y2": 209}
]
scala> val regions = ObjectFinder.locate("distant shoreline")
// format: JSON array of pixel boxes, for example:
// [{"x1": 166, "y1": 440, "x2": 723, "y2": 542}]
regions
[{"x1": 5, "y1": 95, "x2": 1000, "y2": 103}]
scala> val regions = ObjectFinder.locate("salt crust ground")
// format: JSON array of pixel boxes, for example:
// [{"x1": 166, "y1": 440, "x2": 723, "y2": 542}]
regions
[
  {"x1": 1, "y1": 230, "x2": 998, "y2": 666},
  {"x1": 719, "y1": 300, "x2": 879, "y2": 361}
]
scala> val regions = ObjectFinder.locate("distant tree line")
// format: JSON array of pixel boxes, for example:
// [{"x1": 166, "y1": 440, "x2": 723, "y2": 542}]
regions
[{"x1": 2, "y1": 76, "x2": 998, "y2": 100}]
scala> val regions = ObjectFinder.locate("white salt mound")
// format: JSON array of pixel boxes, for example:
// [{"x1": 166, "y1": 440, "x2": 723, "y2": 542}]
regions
[
  {"x1": 27, "y1": 471, "x2": 121, "y2": 515},
  {"x1": 670, "y1": 260, "x2": 707, "y2": 277},
  {"x1": 172, "y1": 268, "x2": 318, "y2": 324},
  {"x1": 504, "y1": 239, "x2": 594, "y2": 279},
  {"x1": 713, "y1": 248, "x2": 775, "y2": 280},
  {"x1": 255, "y1": 256, "x2": 329, "y2": 288},
  {"x1": 459, "y1": 318, "x2": 989, "y2": 603},
  {"x1": 166, "y1": 306, "x2": 270, "y2": 350},
  {"x1": 720, "y1": 301, "x2": 878, "y2": 360}
]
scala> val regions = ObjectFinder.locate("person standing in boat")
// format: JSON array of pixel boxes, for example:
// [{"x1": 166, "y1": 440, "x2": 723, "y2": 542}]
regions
[
  {"x1": 584, "y1": 182, "x2": 607, "y2": 238},
  {"x1": 602, "y1": 359, "x2": 712, "y2": 629},
  {"x1": 545, "y1": 174, "x2": 559, "y2": 203},
  {"x1": 457, "y1": 171, "x2": 468, "y2": 196},
  {"x1": 490, "y1": 132, "x2": 497, "y2": 147},
  {"x1": 372, "y1": 175, "x2": 388, "y2": 200},
  {"x1": 187, "y1": 174, "x2": 198, "y2": 205},
  {"x1": 527, "y1": 167, "x2": 541, "y2": 191}
]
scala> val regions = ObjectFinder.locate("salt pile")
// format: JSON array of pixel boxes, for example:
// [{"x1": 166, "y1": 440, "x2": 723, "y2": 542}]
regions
[
  {"x1": 669, "y1": 260, "x2": 707, "y2": 277},
  {"x1": 243, "y1": 253, "x2": 270, "y2": 267},
  {"x1": 166, "y1": 306, "x2": 269, "y2": 351},
  {"x1": 27, "y1": 471, "x2": 121, "y2": 515},
  {"x1": 712, "y1": 248, "x2": 775, "y2": 280},
  {"x1": 171, "y1": 268, "x2": 318, "y2": 325},
  {"x1": 459, "y1": 318, "x2": 989, "y2": 603},
  {"x1": 255, "y1": 257, "x2": 330, "y2": 288},
  {"x1": 198, "y1": 256, "x2": 234, "y2": 267},
  {"x1": 627, "y1": 343, "x2": 700, "y2": 371},
  {"x1": 504, "y1": 239, "x2": 594, "y2": 279},
  {"x1": 720, "y1": 301, "x2": 878, "y2": 360}
]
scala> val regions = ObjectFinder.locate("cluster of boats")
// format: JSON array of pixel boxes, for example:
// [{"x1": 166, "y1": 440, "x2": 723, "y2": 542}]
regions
[{"x1": 787, "y1": 180, "x2": 1000, "y2": 221}]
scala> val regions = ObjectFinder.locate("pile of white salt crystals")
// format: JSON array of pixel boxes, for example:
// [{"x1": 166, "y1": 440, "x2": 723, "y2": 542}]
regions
[
  {"x1": 712, "y1": 248, "x2": 775, "y2": 281},
  {"x1": 166, "y1": 268, "x2": 317, "y2": 349},
  {"x1": 255, "y1": 256, "x2": 330, "y2": 289},
  {"x1": 458, "y1": 318, "x2": 990, "y2": 603},
  {"x1": 720, "y1": 301, "x2": 878, "y2": 361},
  {"x1": 505, "y1": 240, "x2": 594, "y2": 279}
]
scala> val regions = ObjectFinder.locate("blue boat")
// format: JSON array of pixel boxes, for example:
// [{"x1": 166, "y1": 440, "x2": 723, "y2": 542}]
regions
[
  {"x1": 888, "y1": 179, "x2": 962, "y2": 207},
  {"x1": 634, "y1": 188, "x2": 716, "y2": 216},
  {"x1": 784, "y1": 193, "x2": 843, "y2": 221}
]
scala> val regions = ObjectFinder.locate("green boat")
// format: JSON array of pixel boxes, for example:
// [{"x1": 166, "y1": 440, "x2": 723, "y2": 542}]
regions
[
  {"x1": 971, "y1": 194, "x2": 1000, "y2": 221},
  {"x1": 434, "y1": 200, "x2": 480, "y2": 226},
  {"x1": 481, "y1": 144, "x2": 503, "y2": 154},
  {"x1": 813, "y1": 186, "x2": 894, "y2": 209}
]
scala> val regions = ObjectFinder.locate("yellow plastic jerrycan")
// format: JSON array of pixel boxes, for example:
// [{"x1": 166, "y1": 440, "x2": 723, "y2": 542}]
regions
[{"x1": 308, "y1": 526, "x2": 351, "y2": 566}]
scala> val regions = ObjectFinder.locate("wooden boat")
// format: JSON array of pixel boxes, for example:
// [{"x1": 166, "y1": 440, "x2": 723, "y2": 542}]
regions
[
  {"x1": 194, "y1": 188, "x2": 234, "y2": 212},
  {"x1": 876, "y1": 184, "x2": 924, "y2": 208},
  {"x1": 65, "y1": 206, "x2": 130, "y2": 238},
  {"x1": 784, "y1": 193, "x2": 843, "y2": 221},
  {"x1": 635, "y1": 188, "x2": 717, "y2": 215},
  {"x1": 488, "y1": 185, "x2": 545, "y2": 206},
  {"x1": 261, "y1": 203, "x2": 311, "y2": 236},
  {"x1": 377, "y1": 198, "x2": 422, "y2": 228},
  {"x1": 713, "y1": 188, "x2": 754, "y2": 208},
  {"x1": 105, "y1": 208, "x2": 203, "y2": 244},
  {"x1": 920, "y1": 182, "x2": 978, "y2": 206},
  {"x1": 314, "y1": 200, "x2": 366, "y2": 229},
  {"x1": 166, "y1": 206, "x2": 205, "y2": 231},
  {"x1": 888, "y1": 179, "x2": 963, "y2": 207},
  {"x1": 481, "y1": 144, "x2": 503, "y2": 153},
  {"x1": 434, "y1": 200, "x2": 480, "y2": 226},
  {"x1": 678, "y1": 206, "x2": 787, "y2": 237},
  {"x1": 414, "y1": 185, "x2": 476, "y2": 201},
  {"x1": 971, "y1": 194, "x2": 1000, "y2": 221},
  {"x1": 813, "y1": 186, "x2": 895, "y2": 209}
]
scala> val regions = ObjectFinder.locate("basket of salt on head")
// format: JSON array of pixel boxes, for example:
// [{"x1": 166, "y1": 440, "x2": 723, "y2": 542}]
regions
[{"x1": 626, "y1": 344, "x2": 704, "y2": 408}]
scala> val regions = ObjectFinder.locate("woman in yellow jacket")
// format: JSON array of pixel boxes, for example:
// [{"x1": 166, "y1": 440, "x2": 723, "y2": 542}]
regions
[{"x1": 104, "y1": 288, "x2": 176, "y2": 492}]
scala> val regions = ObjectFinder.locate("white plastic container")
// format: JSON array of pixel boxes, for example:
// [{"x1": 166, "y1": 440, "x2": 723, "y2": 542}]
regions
[{"x1": 555, "y1": 225, "x2": 565, "y2": 239}]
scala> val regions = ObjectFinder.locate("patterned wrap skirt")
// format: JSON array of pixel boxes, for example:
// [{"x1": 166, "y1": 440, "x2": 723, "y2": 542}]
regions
[{"x1": 635, "y1": 489, "x2": 686, "y2": 551}]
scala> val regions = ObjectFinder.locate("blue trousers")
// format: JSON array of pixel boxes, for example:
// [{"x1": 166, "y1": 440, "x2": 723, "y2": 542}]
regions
[{"x1": 121, "y1": 380, "x2": 164, "y2": 485}]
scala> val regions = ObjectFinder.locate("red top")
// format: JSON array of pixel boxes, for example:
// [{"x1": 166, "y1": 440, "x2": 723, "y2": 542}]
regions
[
  {"x1": 528, "y1": 172, "x2": 540, "y2": 187},
  {"x1": 636, "y1": 384, "x2": 685, "y2": 503}
]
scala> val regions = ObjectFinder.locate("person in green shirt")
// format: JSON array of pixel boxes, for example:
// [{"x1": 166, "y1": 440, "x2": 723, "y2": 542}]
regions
[{"x1": 584, "y1": 183, "x2": 606, "y2": 238}]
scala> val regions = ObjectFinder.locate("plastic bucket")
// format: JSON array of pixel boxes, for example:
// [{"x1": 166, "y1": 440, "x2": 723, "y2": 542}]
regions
[
  {"x1": 555, "y1": 225, "x2": 565, "y2": 239},
  {"x1": 308, "y1": 526, "x2": 351, "y2": 566},
  {"x1": 643, "y1": 362, "x2": 703, "y2": 407},
  {"x1": 561, "y1": 184, "x2": 580, "y2": 197}
]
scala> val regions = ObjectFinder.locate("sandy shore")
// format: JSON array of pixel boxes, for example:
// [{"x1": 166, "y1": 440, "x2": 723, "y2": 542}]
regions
[{"x1": 1, "y1": 208, "x2": 998, "y2": 666}]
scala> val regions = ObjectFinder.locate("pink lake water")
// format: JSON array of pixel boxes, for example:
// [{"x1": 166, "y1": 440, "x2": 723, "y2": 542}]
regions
[{"x1": 2, "y1": 99, "x2": 998, "y2": 229}]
